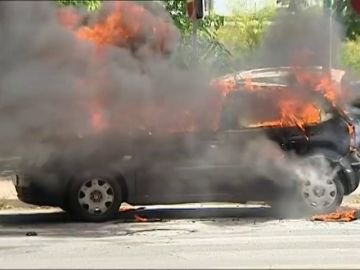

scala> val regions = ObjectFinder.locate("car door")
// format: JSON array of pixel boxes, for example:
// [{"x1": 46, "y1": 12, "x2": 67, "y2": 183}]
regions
[
  {"x1": 134, "y1": 130, "x2": 245, "y2": 204},
  {"x1": 133, "y1": 133, "x2": 205, "y2": 204},
  {"x1": 166, "y1": 132, "x2": 233, "y2": 202}
]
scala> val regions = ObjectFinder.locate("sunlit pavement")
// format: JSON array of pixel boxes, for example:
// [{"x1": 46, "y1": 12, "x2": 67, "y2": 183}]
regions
[{"x1": 1, "y1": 205, "x2": 360, "y2": 268}]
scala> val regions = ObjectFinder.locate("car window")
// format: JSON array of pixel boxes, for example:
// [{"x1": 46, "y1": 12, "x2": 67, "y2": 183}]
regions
[{"x1": 221, "y1": 90, "x2": 333, "y2": 130}]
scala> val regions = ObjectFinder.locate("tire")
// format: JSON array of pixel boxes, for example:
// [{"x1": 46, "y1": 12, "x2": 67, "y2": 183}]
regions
[
  {"x1": 68, "y1": 175, "x2": 123, "y2": 222},
  {"x1": 270, "y1": 154, "x2": 345, "y2": 217},
  {"x1": 298, "y1": 173, "x2": 344, "y2": 215}
]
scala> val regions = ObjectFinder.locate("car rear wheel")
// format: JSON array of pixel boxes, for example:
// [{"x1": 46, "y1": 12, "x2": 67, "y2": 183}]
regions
[{"x1": 68, "y1": 176, "x2": 123, "y2": 222}]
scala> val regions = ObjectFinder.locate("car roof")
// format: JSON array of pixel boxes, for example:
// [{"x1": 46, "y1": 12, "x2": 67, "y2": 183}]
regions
[{"x1": 217, "y1": 66, "x2": 345, "y2": 89}]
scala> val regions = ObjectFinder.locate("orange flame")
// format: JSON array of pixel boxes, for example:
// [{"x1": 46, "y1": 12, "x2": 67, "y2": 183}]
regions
[
  {"x1": 211, "y1": 75, "x2": 237, "y2": 97},
  {"x1": 248, "y1": 100, "x2": 320, "y2": 130},
  {"x1": 347, "y1": 122, "x2": 357, "y2": 151},
  {"x1": 255, "y1": 69, "x2": 338, "y2": 129},
  {"x1": 311, "y1": 207, "x2": 357, "y2": 222},
  {"x1": 57, "y1": 8, "x2": 78, "y2": 29},
  {"x1": 58, "y1": 2, "x2": 345, "y2": 135},
  {"x1": 89, "y1": 100, "x2": 108, "y2": 133},
  {"x1": 75, "y1": 1, "x2": 171, "y2": 53},
  {"x1": 60, "y1": 1, "x2": 181, "y2": 134},
  {"x1": 244, "y1": 74, "x2": 254, "y2": 91},
  {"x1": 292, "y1": 67, "x2": 338, "y2": 104},
  {"x1": 134, "y1": 214, "x2": 148, "y2": 222},
  {"x1": 212, "y1": 68, "x2": 341, "y2": 130}
]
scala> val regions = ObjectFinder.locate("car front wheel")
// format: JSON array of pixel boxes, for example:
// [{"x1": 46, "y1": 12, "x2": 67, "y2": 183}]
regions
[
  {"x1": 299, "y1": 173, "x2": 344, "y2": 214},
  {"x1": 68, "y1": 175, "x2": 123, "y2": 222},
  {"x1": 296, "y1": 154, "x2": 345, "y2": 214},
  {"x1": 270, "y1": 154, "x2": 345, "y2": 217}
]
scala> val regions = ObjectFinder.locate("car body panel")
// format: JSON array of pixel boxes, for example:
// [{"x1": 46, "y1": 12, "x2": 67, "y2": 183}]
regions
[{"x1": 14, "y1": 67, "x2": 360, "y2": 209}]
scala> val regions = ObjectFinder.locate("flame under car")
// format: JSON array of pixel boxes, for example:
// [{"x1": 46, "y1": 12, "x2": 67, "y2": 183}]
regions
[{"x1": 14, "y1": 67, "x2": 360, "y2": 222}]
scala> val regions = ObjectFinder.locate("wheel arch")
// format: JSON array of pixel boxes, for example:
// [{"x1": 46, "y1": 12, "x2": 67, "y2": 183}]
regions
[
  {"x1": 115, "y1": 173, "x2": 128, "y2": 202},
  {"x1": 305, "y1": 148, "x2": 352, "y2": 195}
]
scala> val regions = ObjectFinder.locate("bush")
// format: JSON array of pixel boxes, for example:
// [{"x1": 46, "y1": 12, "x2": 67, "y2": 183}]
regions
[
  {"x1": 342, "y1": 38, "x2": 360, "y2": 76},
  {"x1": 215, "y1": 6, "x2": 276, "y2": 71}
]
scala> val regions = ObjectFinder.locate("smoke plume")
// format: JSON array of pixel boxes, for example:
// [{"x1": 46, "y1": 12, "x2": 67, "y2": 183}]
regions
[
  {"x1": 0, "y1": 1, "x2": 217, "y2": 163},
  {"x1": 0, "y1": 1, "x2": 348, "y2": 215}
]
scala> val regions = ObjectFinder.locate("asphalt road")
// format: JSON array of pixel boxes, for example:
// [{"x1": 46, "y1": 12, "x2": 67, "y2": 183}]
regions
[{"x1": 0, "y1": 206, "x2": 360, "y2": 269}]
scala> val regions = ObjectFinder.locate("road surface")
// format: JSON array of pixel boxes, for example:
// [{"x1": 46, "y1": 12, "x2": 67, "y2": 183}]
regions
[{"x1": 0, "y1": 206, "x2": 360, "y2": 269}]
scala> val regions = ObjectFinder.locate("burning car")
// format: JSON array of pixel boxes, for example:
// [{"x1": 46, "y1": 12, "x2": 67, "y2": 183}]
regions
[{"x1": 13, "y1": 66, "x2": 360, "y2": 222}]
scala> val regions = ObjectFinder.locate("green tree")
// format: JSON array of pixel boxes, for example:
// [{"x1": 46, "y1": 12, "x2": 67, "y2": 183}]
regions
[
  {"x1": 332, "y1": 0, "x2": 360, "y2": 75},
  {"x1": 161, "y1": 0, "x2": 231, "y2": 72},
  {"x1": 334, "y1": 0, "x2": 360, "y2": 40},
  {"x1": 276, "y1": 0, "x2": 310, "y2": 11},
  {"x1": 216, "y1": 5, "x2": 275, "y2": 68},
  {"x1": 57, "y1": 0, "x2": 101, "y2": 11},
  {"x1": 162, "y1": 0, "x2": 225, "y2": 36},
  {"x1": 342, "y1": 37, "x2": 360, "y2": 75}
]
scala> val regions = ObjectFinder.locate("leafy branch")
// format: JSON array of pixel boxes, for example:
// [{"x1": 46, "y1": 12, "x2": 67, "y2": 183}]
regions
[{"x1": 57, "y1": 0, "x2": 101, "y2": 11}]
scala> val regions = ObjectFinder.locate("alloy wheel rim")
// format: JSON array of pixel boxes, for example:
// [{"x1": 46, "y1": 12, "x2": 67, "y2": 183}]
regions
[
  {"x1": 301, "y1": 178, "x2": 337, "y2": 209},
  {"x1": 78, "y1": 178, "x2": 115, "y2": 215},
  {"x1": 296, "y1": 155, "x2": 338, "y2": 210}
]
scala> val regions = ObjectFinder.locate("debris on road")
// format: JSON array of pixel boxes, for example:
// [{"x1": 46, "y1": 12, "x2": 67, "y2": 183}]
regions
[
  {"x1": 25, "y1": 231, "x2": 37, "y2": 236},
  {"x1": 134, "y1": 214, "x2": 148, "y2": 222},
  {"x1": 119, "y1": 202, "x2": 141, "y2": 212},
  {"x1": 133, "y1": 214, "x2": 162, "y2": 223},
  {"x1": 311, "y1": 207, "x2": 358, "y2": 222},
  {"x1": 118, "y1": 203, "x2": 162, "y2": 223}
]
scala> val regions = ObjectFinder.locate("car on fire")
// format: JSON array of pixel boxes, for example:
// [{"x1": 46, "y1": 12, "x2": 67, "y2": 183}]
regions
[{"x1": 13, "y1": 67, "x2": 360, "y2": 222}]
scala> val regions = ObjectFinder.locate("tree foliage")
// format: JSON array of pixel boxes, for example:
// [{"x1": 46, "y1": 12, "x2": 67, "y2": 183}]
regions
[
  {"x1": 342, "y1": 38, "x2": 360, "y2": 75},
  {"x1": 56, "y1": 0, "x2": 231, "y2": 71},
  {"x1": 161, "y1": 0, "x2": 226, "y2": 53},
  {"x1": 334, "y1": 0, "x2": 360, "y2": 40},
  {"x1": 57, "y1": 0, "x2": 101, "y2": 11},
  {"x1": 161, "y1": 0, "x2": 231, "y2": 72},
  {"x1": 161, "y1": 0, "x2": 225, "y2": 36},
  {"x1": 216, "y1": 7, "x2": 275, "y2": 58},
  {"x1": 276, "y1": 0, "x2": 311, "y2": 11}
]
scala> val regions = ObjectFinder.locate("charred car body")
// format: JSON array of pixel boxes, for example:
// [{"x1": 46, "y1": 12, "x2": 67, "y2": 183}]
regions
[{"x1": 14, "y1": 67, "x2": 360, "y2": 221}]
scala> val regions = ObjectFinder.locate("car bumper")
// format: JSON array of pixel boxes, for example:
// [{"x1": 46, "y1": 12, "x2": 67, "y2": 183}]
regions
[
  {"x1": 341, "y1": 151, "x2": 360, "y2": 194},
  {"x1": 14, "y1": 174, "x2": 65, "y2": 207}
]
